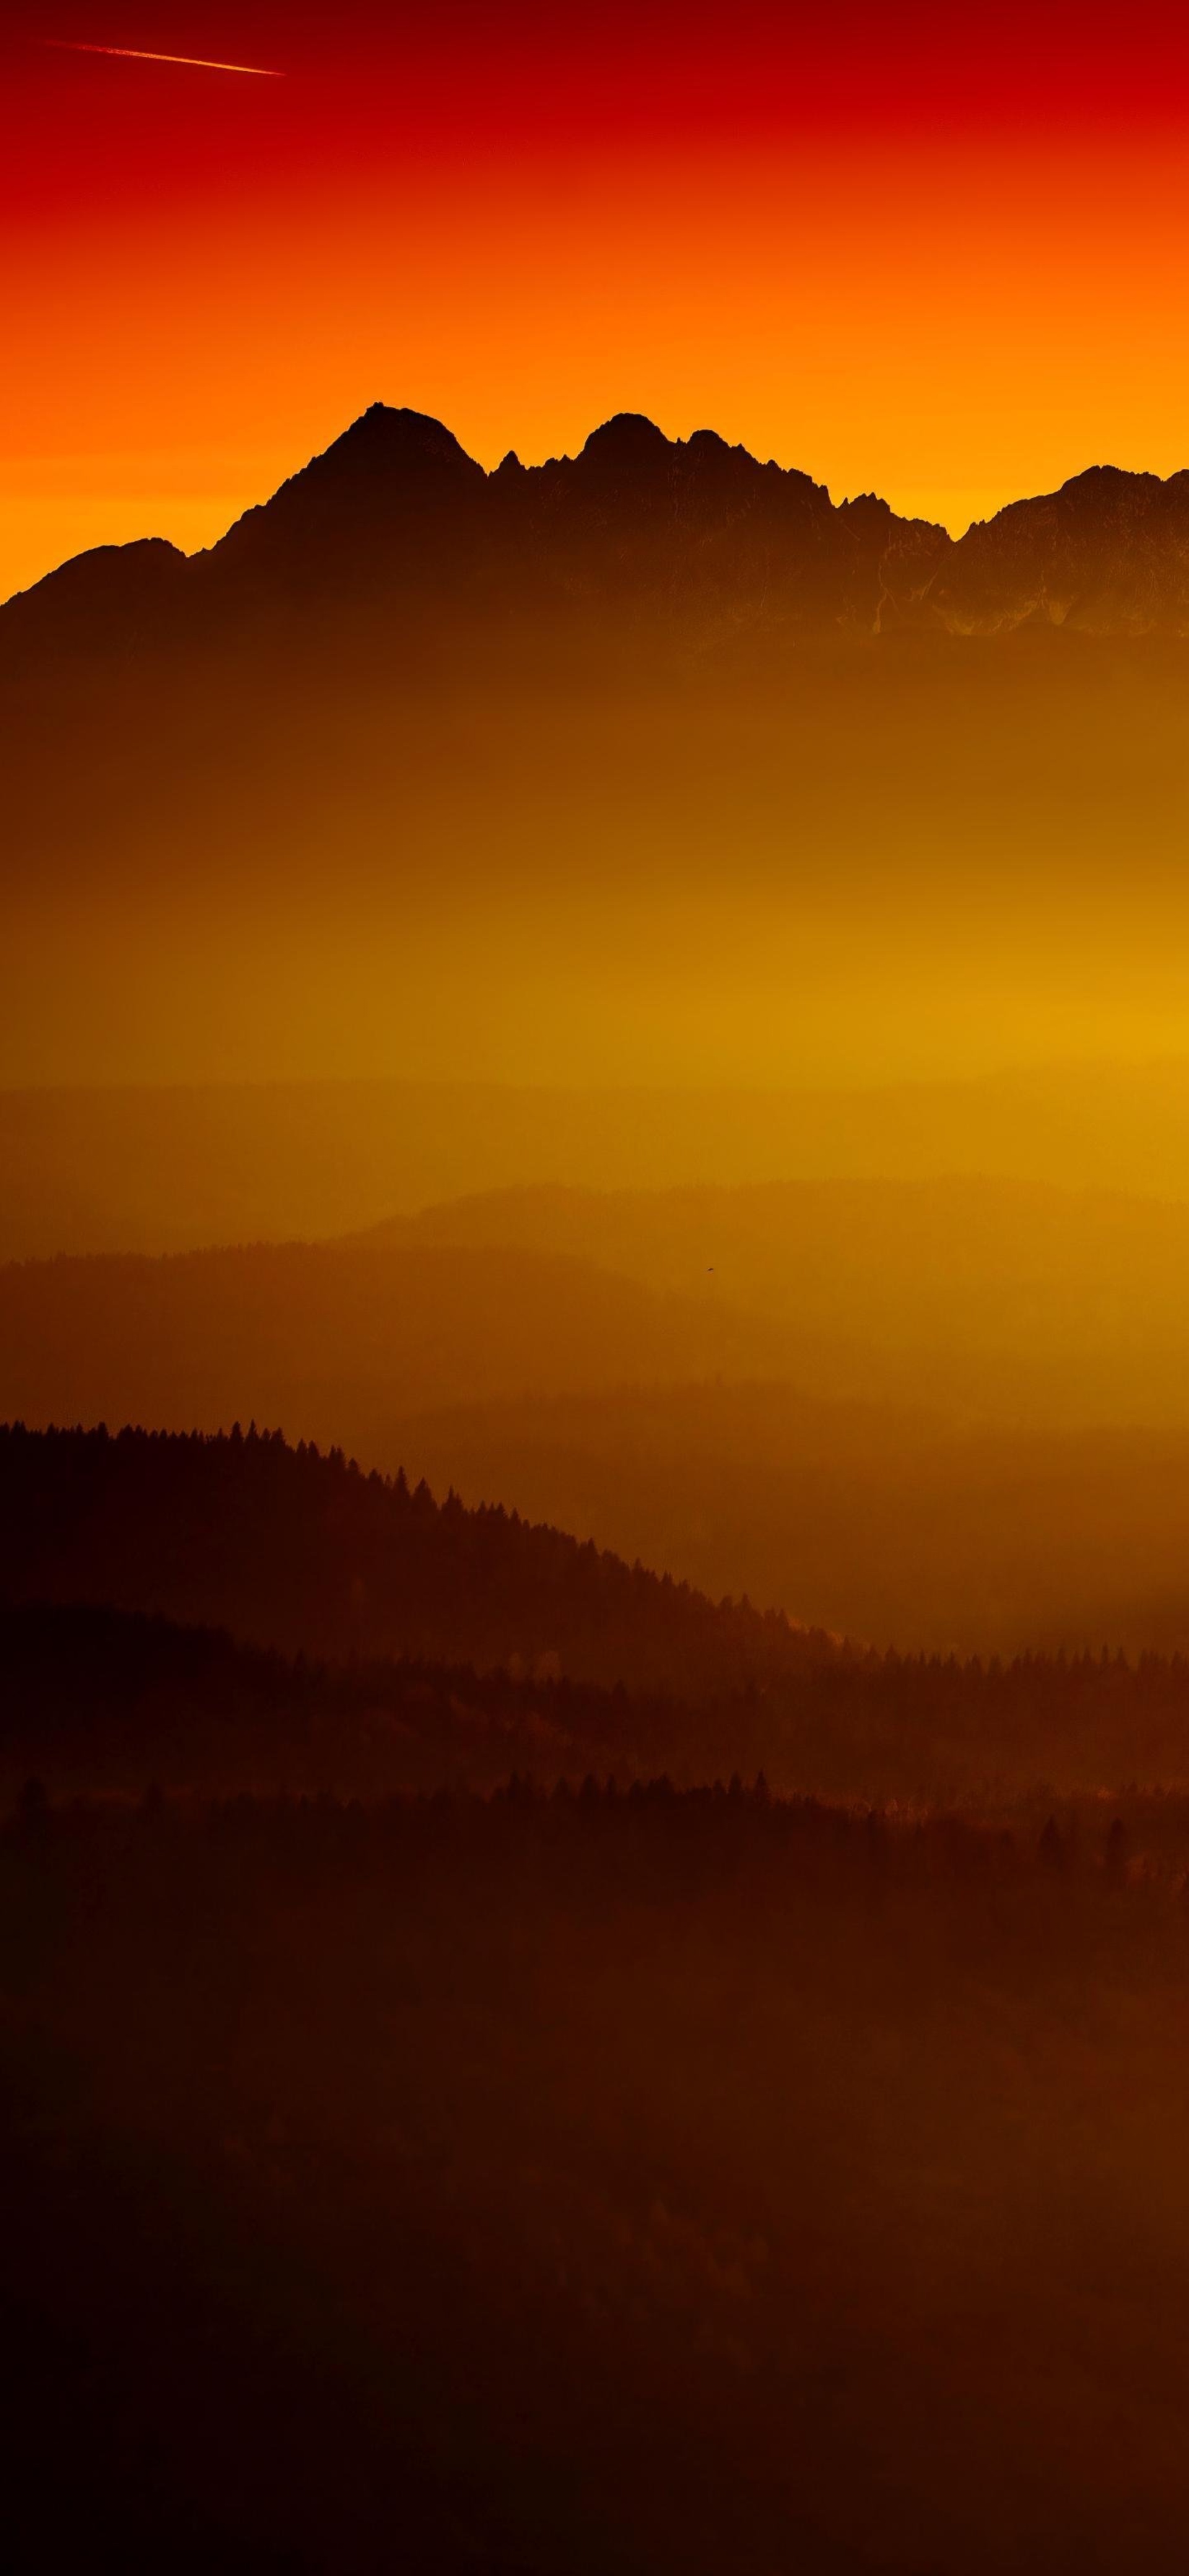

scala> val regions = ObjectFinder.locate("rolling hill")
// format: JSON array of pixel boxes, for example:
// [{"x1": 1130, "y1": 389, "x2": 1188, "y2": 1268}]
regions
[
  {"x1": 12, "y1": 1173, "x2": 1189, "y2": 1651},
  {"x1": 9, "y1": 1058, "x2": 1189, "y2": 1263},
  {"x1": 386, "y1": 1380, "x2": 1189, "y2": 1657},
  {"x1": 10, "y1": 1169, "x2": 1189, "y2": 1453},
  {"x1": 0, "y1": 1231, "x2": 796, "y2": 1440},
  {"x1": 371, "y1": 1172, "x2": 1189, "y2": 1426},
  {"x1": 0, "y1": 1421, "x2": 830, "y2": 1695}
]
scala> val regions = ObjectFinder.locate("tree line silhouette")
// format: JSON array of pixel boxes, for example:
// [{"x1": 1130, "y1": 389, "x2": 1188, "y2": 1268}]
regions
[
  {"x1": 0, "y1": 1419, "x2": 838, "y2": 1697},
  {"x1": 7, "y1": 1576, "x2": 1189, "y2": 1806}
]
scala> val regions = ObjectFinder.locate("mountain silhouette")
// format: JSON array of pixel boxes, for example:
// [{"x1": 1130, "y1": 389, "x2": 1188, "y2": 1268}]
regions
[
  {"x1": 7, "y1": 407, "x2": 1189, "y2": 645},
  {"x1": 204, "y1": 405, "x2": 490, "y2": 606},
  {"x1": 2, "y1": 404, "x2": 948, "y2": 651},
  {"x1": 931, "y1": 463, "x2": 1189, "y2": 634},
  {"x1": 6, "y1": 533, "x2": 189, "y2": 662},
  {"x1": 6, "y1": 411, "x2": 1189, "y2": 1102}
]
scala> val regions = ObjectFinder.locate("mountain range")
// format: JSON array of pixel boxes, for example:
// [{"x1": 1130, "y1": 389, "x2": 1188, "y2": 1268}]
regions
[
  {"x1": 7, "y1": 406, "x2": 1189, "y2": 650},
  {"x1": 8, "y1": 408, "x2": 1189, "y2": 1096}
]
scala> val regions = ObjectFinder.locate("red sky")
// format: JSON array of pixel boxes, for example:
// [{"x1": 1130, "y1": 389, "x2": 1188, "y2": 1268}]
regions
[{"x1": 6, "y1": 0, "x2": 1189, "y2": 598}]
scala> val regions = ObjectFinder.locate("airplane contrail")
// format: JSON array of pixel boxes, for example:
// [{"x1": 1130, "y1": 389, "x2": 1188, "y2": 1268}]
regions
[{"x1": 43, "y1": 38, "x2": 283, "y2": 77}]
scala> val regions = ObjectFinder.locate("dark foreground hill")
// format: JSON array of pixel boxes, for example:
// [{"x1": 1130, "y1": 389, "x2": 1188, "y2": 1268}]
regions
[
  {"x1": 0, "y1": 1422, "x2": 827, "y2": 1697},
  {"x1": 7, "y1": 1778, "x2": 1189, "y2": 2574},
  {"x1": 0, "y1": 1600, "x2": 676, "y2": 1798}
]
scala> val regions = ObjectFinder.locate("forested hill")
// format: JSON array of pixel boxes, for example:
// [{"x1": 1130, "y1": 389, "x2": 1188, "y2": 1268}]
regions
[
  {"x1": 0, "y1": 1422, "x2": 832, "y2": 1696},
  {"x1": 10, "y1": 1594, "x2": 1189, "y2": 1802}
]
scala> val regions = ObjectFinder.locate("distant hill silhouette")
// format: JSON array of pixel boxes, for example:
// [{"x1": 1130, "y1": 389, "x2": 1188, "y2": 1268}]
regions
[
  {"x1": 366, "y1": 1172, "x2": 1189, "y2": 1425},
  {"x1": 14, "y1": 1159, "x2": 1189, "y2": 1652},
  {"x1": 15, "y1": 1180, "x2": 1189, "y2": 1651},
  {"x1": 0, "y1": 1231, "x2": 798, "y2": 1442},
  {"x1": 14, "y1": 1170, "x2": 1189, "y2": 1442},
  {"x1": 8, "y1": 1062, "x2": 1189, "y2": 1261},
  {"x1": 0, "y1": 1422, "x2": 830, "y2": 1693}
]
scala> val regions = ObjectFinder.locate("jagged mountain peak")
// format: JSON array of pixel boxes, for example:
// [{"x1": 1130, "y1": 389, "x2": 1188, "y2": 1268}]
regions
[
  {"x1": 577, "y1": 412, "x2": 673, "y2": 461},
  {"x1": 933, "y1": 456, "x2": 1189, "y2": 633},
  {"x1": 199, "y1": 401, "x2": 487, "y2": 591},
  {"x1": 15, "y1": 534, "x2": 186, "y2": 604},
  {"x1": 324, "y1": 402, "x2": 482, "y2": 473},
  {"x1": 1, "y1": 534, "x2": 189, "y2": 658},
  {"x1": 1056, "y1": 461, "x2": 1167, "y2": 500},
  {"x1": 965, "y1": 461, "x2": 1186, "y2": 537}
]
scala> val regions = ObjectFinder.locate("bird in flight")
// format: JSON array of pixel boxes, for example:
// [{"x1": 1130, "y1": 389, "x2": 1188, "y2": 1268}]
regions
[{"x1": 43, "y1": 38, "x2": 282, "y2": 77}]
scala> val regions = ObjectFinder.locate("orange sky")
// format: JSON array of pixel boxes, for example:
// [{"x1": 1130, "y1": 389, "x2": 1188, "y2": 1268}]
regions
[{"x1": 6, "y1": 1, "x2": 1189, "y2": 599}]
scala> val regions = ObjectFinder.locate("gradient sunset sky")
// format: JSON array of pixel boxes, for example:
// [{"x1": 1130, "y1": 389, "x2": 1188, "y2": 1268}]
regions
[{"x1": 6, "y1": 0, "x2": 1189, "y2": 601}]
